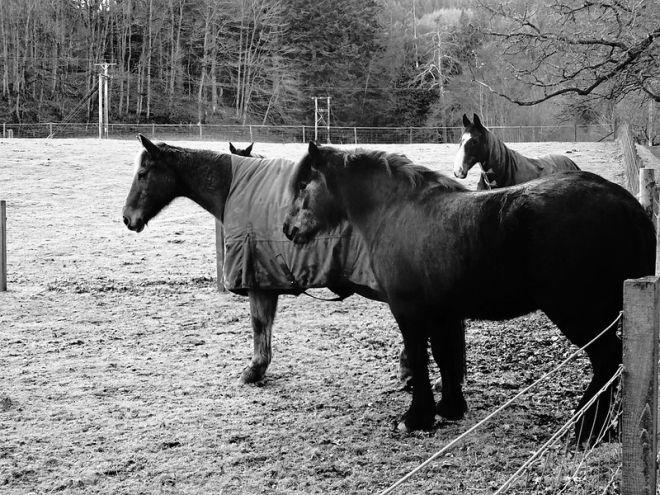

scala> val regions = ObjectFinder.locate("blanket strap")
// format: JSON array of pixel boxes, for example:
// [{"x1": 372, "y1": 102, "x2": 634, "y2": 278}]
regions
[{"x1": 275, "y1": 254, "x2": 349, "y2": 302}]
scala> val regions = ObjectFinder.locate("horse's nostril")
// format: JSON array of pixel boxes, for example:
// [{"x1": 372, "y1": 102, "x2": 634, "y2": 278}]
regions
[
  {"x1": 284, "y1": 225, "x2": 298, "y2": 240},
  {"x1": 123, "y1": 216, "x2": 130, "y2": 226}
]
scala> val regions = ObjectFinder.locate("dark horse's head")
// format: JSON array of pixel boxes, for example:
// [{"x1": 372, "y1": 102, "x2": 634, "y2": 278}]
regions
[
  {"x1": 283, "y1": 142, "x2": 347, "y2": 245},
  {"x1": 122, "y1": 135, "x2": 179, "y2": 233},
  {"x1": 229, "y1": 142, "x2": 254, "y2": 157},
  {"x1": 453, "y1": 113, "x2": 489, "y2": 179}
]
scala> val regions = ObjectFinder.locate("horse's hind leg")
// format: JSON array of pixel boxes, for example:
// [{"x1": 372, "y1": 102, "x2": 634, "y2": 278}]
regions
[
  {"x1": 549, "y1": 310, "x2": 622, "y2": 445},
  {"x1": 574, "y1": 333, "x2": 622, "y2": 444},
  {"x1": 240, "y1": 290, "x2": 278, "y2": 384},
  {"x1": 431, "y1": 317, "x2": 468, "y2": 421}
]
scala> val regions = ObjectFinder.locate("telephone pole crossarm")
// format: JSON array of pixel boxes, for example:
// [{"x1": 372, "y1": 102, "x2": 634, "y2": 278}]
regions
[
  {"x1": 311, "y1": 96, "x2": 331, "y2": 144},
  {"x1": 95, "y1": 63, "x2": 116, "y2": 139}
]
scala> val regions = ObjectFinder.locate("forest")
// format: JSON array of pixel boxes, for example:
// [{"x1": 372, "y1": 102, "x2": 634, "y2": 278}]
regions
[{"x1": 0, "y1": 0, "x2": 658, "y2": 136}]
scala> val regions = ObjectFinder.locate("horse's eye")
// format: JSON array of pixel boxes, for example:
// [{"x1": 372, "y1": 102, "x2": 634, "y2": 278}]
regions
[
  {"x1": 137, "y1": 171, "x2": 147, "y2": 180},
  {"x1": 298, "y1": 181, "x2": 307, "y2": 191}
]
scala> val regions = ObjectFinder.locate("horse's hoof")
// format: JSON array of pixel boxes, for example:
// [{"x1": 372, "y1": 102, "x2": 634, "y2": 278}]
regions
[
  {"x1": 239, "y1": 366, "x2": 264, "y2": 384},
  {"x1": 397, "y1": 421, "x2": 412, "y2": 433},
  {"x1": 436, "y1": 397, "x2": 468, "y2": 421},
  {"x1": 397, "y1": 411, "x2": 435, "y2": 432},
  {"x1": 400, "y1": 376, "x2": 413, "y2": 392}
]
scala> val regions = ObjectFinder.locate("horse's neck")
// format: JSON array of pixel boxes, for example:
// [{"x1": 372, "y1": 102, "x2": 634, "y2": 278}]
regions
[
  {"x1": 175, "y1": 153, "x2": 232, "y2": 220},
  {"x1": 483, "y1": 133, "x2": 522, "y2": 187},
  {"x1": 341, "y1": 172, "x2": 415, "y2": 242}
]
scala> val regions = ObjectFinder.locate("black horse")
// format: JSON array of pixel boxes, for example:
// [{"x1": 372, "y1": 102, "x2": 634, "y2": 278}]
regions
[
  {"x1": 122, "y1": 135, "x2": 416, "y2": 385},
  {"x1": 454, "y1": 114, "x2": 580, "y2": 190},
  {"x1": 283, "y1": 142, "x2": 655, "y2": 443}
]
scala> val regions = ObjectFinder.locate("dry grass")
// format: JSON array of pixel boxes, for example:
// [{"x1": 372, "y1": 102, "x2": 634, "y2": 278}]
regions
[{"x1": 0, "y1": 138, "x2": 625, "y2": 494}]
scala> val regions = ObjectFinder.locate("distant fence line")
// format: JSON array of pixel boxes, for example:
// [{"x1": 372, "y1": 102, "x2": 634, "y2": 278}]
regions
[{"x1": 1, "y1": 122, "x2": 614, "y2": 144}]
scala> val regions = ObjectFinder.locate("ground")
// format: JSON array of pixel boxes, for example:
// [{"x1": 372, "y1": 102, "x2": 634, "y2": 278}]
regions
[{"x1": 0, "y1": 139, "x2": 632, "y2": 494}]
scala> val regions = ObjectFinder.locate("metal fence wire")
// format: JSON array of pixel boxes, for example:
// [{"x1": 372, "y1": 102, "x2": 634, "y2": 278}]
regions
[
  {"x1": 379, "y1": 314, "x2": 624, "y2": 495},
  {"x1": 1, "y1": 122, "x2": 614, "y2": 144}
]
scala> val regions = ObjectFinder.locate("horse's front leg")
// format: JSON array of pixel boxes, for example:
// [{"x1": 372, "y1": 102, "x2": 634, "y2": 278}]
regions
[
  {"x1": 240, "y1": 290, "x2": 278, "y2": 384},
  {"x1": 399, "y1": 347, "x2": 413, "y2": 389},
  {"x1": 391, "y1": 305, "x2": 436, "y2": 432}
]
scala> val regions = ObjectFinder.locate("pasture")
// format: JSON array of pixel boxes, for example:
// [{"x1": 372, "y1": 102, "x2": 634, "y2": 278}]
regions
[{"x1": 1, "y1": 138, "x2": 625, "y2": 494}]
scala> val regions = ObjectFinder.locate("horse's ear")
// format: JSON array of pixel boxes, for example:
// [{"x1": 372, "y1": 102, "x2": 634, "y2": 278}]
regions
[
  {"x1": 462, "y1": 114, "x2": 471, "y2": 127},
  {"x1": 229, "y1": 142, "x2": 237, "y2": 153},
  {"x1": 246, "y1": 143, "x2": 254, "y2": 154},
  {"x1": 137, "y1": 134, "x2": 160, "y2": 157},
  {"x1": 308, "y1": 141, "x2": 320, "y2": 158},
  {"x1": 473, "y1": 114, "x2": 484, "y2": 129}
]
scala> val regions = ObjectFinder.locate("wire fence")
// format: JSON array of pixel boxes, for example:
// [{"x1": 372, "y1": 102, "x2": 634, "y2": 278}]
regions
[
  {"x1": 379, "y1": 314, "x2": 624, "y2": 495},
  {"x1": 497, "y1": 368, "x2": 622, "y2": 495},
  {"x1": 0, "y1": 122, "x2": 614, "y2": 144}
]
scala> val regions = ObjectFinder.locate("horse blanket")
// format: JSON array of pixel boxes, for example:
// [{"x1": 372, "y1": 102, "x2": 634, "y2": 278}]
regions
[{"x1": 222, "y1": 156, "x2": 381, "y2": 295}]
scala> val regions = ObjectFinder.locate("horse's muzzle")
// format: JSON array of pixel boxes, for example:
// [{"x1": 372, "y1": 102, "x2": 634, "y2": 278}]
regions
[
  {"x1": 453, "y1": 169, "x2": 468, "y2": 179},
  {"x1": 283, "y1": 223, "x2": 308, "y2": 245},
  {"x1": 122, "y1": 213, "x2": 145, "y2": 233}
]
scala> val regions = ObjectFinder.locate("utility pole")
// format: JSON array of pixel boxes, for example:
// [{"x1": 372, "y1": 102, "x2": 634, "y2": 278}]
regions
[
  {"x1": 312, "y1": 96, "x2": 331, "y2": 143},
  {"x1": 95, "y1": 63, "x2": 115, "y2": 139},
  {"x1": 649, "y1": 100, "x2": 655, "y2": 146}
]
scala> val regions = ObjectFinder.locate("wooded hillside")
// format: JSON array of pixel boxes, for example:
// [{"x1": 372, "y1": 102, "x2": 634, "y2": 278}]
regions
[{"x1": 1, "y1": 0, "x2": 657, "y2": 138}]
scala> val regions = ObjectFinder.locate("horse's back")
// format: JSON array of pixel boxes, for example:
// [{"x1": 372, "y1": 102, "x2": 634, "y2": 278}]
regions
[
  {"x1": 504, "y1": 171, "x2": 653, "y2": 324},
  {"x1": 416, "y1": 171, "x2": 654, "y2": 321},
  {"x1": 533, "y1": 153, "x2": 580, "y2": 174}
]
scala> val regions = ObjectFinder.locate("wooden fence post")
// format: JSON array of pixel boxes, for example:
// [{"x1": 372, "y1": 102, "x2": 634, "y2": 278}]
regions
[
  {"x1": 215, "y1": 219, "x2": 227, "y2": 293},
  {"x1": 655, "y1": 185, "x2": 660, "y2": 276},
  {"x1": 639, "y1": 168, "x2": 655, "y2": 219},
  {"x1": 1, "y1": 200, "x2": 6, "y2": 291},
  {"x1": 622, "y1": 276, "x2": 659, "y2": 495}
]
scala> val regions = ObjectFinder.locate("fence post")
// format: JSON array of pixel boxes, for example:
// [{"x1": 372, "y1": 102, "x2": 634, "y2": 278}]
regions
[
  {"x1": 215, "y1": 219, "x2": 227, "y2": 293},
  {"x1": 655, "y1": 185, "x2": 660, "y2": 276},
  {"x1": 622, "y1": 276, "x2": 659, "y2": 495},
  {"x1": 639, "y1": 168, "x2": 655, "y2": 219},
  {"x1": 1, "y1": 200, "x2": 6, "y2": 291},
  {"x1": 302, "y1": 126, "x2": 305, "y2": 143}
]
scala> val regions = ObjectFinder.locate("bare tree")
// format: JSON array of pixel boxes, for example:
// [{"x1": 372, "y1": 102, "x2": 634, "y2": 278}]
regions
[
  {"x1": 474, "y1": 0, "x2": 660, "y2": 105},
  {"x1": 232, "y1": 0, "x2": 289, "y2": 124}
]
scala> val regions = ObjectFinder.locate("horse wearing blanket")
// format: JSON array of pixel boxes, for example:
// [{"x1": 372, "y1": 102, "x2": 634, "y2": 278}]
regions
[
  {"x1": 454, "y1": 114, "x2": 580, "y2": 190},
  {"x1": 122, "y1": 135, "x2": 388, "y2": 384}
]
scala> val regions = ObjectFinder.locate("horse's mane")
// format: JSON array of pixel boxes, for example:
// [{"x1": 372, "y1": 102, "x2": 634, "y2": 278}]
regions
[
  {"x1": 143, "y1": 140, "x2": 230, "y2": 168},
  {"x1": 349, "y1": 149, "x2": 468, "y2": 193}
]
